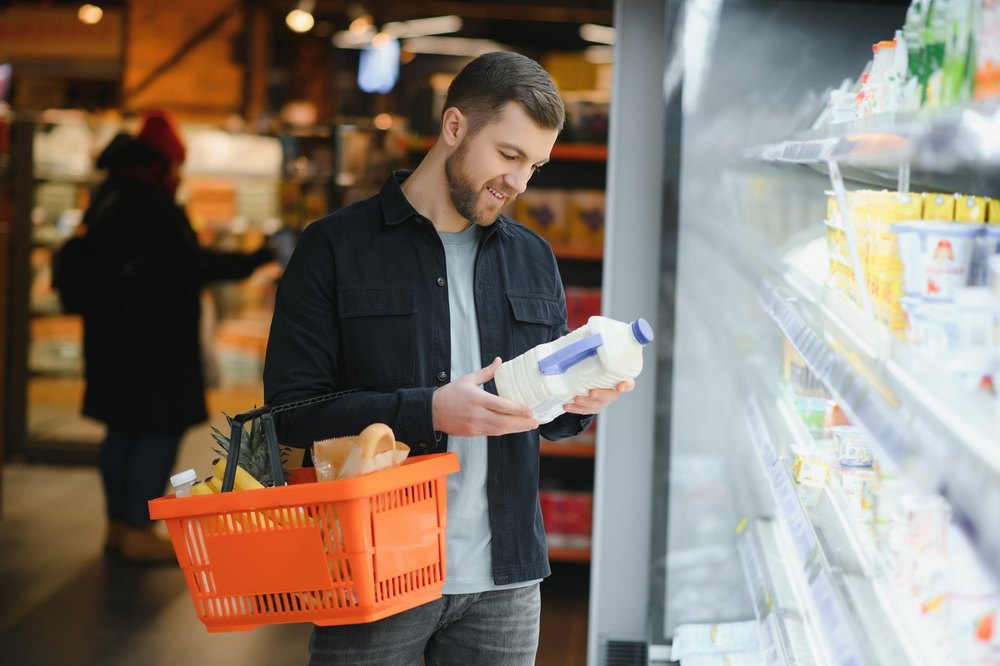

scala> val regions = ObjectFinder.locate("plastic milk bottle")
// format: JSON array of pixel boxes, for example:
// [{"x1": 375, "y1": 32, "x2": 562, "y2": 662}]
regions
[{"x1": 494, "y1": 316, "x2": 654, "y2": 423}]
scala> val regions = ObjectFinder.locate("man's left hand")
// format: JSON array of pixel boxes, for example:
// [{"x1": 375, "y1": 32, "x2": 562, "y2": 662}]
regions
[{"x1": 562, "y1": 380, "x2": 635, "y2": 415}]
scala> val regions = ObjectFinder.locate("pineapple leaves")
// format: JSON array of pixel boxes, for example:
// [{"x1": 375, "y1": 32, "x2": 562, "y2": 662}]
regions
[{"x1": 209, "y1": 410, "x2": 289, "y2": 487}]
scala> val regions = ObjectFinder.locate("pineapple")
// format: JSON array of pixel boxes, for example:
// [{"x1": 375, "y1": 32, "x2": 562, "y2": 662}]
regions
[{"x1": 210, "y1": 413, "x2": 289, "y2": 487}]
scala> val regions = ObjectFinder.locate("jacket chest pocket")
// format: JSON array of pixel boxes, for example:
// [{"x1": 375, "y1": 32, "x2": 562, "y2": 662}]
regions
[
  {"x1": 338, "y1": 287, "x2": 415, "y2": 388},
  {"x1": 506, "y1": 292, "x2": 564, "y2": 356}
]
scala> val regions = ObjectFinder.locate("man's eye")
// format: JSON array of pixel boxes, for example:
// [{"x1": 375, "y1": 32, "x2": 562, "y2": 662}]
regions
[{"x1": 500, "y1": 153, "x2": 517, "y2": 161}]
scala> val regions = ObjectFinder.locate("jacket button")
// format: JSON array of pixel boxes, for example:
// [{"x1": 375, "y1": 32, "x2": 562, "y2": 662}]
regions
[
  {"x1": 437, "y1": 371, "x2": 448, "y2": 382},
  {"x1": 436, "y1": 277, "x2": 446, "y2": 287},
  {"x1": 418, "y1": 441, "x2": 430, "y2": 449}
]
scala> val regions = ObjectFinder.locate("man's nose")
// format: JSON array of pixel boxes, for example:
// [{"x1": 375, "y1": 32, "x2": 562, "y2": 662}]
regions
[{"x1": 504, "y1": 165, "x2": 532, "y2": 195}]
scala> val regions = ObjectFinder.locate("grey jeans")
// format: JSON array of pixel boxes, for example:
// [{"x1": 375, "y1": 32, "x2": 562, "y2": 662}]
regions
[{"x1": 308, "y1": 584, "x2": 541, "y2": 666}]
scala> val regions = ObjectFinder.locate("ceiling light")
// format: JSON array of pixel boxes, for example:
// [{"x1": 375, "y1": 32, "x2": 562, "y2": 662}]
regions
[
  {"x1": 78, "y1": 4, "x2": 104, "y2": 25},
  {"x1": 286, "y1": 0, "x2": 315, "y2": 33},
  {"x1": 403, "y1": 37, "x2": 508, "y2": 58},
  {"x1": 333, "y1": 27, "x2": 376, "y2": 48},
  {"x1": 349, "y1": 15, "x2": 374, "y2": 34},
  {"x1": 383, "y1": 15, "x2": 462, "y2": 39},
  {"x1": 580, "y1": 23, "x2": 615, "y2": 45}
]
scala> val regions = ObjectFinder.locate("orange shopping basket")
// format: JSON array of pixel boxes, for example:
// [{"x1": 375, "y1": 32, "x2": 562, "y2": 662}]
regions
[{"x1": 148, "y1": 392, "x2": 459, "y2": 632}]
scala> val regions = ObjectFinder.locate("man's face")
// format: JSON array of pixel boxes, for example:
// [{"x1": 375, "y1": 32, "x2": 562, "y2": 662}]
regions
[{"x1": 445, "y1": 101, "x2": 559, "y2": 227}]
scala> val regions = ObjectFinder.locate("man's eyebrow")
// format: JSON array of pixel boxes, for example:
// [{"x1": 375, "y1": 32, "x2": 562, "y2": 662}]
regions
[{"x1": 498, "y1": 142, "x2": 549, "y2": 167}]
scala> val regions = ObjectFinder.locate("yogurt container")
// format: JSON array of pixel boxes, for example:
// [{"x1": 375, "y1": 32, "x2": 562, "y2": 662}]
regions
[{"x1": 893, "y1": 221, "x2": 983, "y2": 299}]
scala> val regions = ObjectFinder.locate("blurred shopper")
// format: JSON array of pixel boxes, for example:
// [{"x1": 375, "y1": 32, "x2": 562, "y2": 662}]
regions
[
  {"x1": 264, "y1": 53, "x2": 633, "y2": 665},
  {"x1": 80, "y1": 110, "x2": 273, "y2": 562}
]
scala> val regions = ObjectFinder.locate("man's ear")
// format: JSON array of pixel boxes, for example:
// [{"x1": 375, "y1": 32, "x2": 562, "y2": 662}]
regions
[{"x1": 441, "y1": 107, "x2": 466, "y2": 147}]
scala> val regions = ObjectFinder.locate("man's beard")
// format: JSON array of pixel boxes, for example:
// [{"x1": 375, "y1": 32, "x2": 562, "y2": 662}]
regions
[{"x1": 445, "y1": 141, "x2": 512, "y2": 227}]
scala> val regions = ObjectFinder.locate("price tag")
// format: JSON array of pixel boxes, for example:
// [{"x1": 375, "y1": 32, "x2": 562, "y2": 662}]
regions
[
  {"x1": 737, "y1": 533, "x2": 782, "y2": 664},
  {"x1": 760, "y1": 612, "x2": 784, "y2": 665},
  {"x1": 736, "y1": 532, "x2": 766, "y2": 613},
  {"x1": 746, "y1": 398, "x2": 777, "y2": 469},
  {"x1": 809, "y1": 570, "x2": 864, "y2": 666},
  {"x1": 768, "y1": 460, "x2": 818, "y2": 567}
]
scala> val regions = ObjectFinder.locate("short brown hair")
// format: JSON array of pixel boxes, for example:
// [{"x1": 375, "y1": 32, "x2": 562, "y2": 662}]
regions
[{"x1": 444, "y1": 52, "x2": 565, "y2": 135}]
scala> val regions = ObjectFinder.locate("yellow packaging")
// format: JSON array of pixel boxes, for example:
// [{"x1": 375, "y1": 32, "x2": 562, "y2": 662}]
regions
[
  {"x1": 827, "y1": 194, "x2": 841, "y2": 224},
  {"x1": 794, "y1": 456, "x2": 829, "y2": 488},
  {"x1": 922, "y1": 192, "x2": 956, "y2": 221},
  {"x1": 565, "y1": 189, "x2": 605, "y2": 251},
  {"x1": 513, "y1": 189, "x2": 568, "y2": 244},
  {"x1": 892, "y1": 192, "x2": 923, "y2": 222},
  {"x1": 986, "y1": 198, "x2": 1000, "y2": 224},
  {"x1": 955, "y1": 195, "x2": 987, "y2": 223}
]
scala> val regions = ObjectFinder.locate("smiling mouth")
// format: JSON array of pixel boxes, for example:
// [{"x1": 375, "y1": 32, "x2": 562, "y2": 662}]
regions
[{"x1": 487, "y1": 186, "x2": 510, "y2": 202}]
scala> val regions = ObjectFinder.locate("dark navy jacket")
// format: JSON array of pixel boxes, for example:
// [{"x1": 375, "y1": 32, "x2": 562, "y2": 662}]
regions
[{"x1": 263, "y1": 171, "x2": 592, "y2": 585}]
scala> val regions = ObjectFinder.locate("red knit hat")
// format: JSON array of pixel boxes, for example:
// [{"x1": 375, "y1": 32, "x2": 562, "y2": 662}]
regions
[{"x1": 136, "y1": 109, "x2": 185, "y2": 165}]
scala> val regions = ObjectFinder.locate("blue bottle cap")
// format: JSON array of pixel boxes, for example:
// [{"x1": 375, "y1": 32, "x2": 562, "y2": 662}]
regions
[{"x1": 631, "y1": 318, "x2": 654, "y2": 345}]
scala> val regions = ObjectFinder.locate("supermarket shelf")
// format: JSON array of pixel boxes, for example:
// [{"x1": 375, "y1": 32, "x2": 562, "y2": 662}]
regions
[
  {"x1": 761, "y1": 244, "x2": 1000, "y2": 581},
  {"x1": 745, "y1": 397, "x2": 869, "y2": 666},
  {"x1": 736, "y1": 518, "x2": 825, "y2": 665},
  {"x1": 548, "y1": 546, "x2": 591, "y2": 563},
  {"x1": 540, "y1": 439, "x2": 595, "y2": 459},
  {"x1": 550, "y1": 244, "x2": 603, "y2": 261},
  {"x1": 401, "y1": 136, "x2": 607, "y2": 162},
  {"x1": 548, "y1": 143, "x2": 607, "y2": 162},
  {"x1": 748, "y1": 389, "x2": 935, "y2": 666},
  {"x1": 747, "y1": 100, "x2": 1000, "y2": 172}
]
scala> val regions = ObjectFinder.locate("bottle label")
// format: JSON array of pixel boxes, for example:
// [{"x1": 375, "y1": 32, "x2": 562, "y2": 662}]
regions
[{"x1": 531, "y1": 396, "x2": 568, "y2": 423}]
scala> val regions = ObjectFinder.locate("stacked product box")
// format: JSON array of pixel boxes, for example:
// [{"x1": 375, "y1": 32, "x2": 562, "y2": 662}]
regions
[
  {"x1": 514, "y1": 188, "x2": 605, "y2": 251},
  {"x1": 539, "y1": 489, "x2": 593, "y2": 549},
  {"x1": 565, "y1": 287, "x2": 602, "y2": 332}
]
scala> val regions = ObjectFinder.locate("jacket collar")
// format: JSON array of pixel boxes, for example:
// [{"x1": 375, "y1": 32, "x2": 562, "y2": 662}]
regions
[
  {"x1": 380, "y1": 171, "x2": 418, "y2": 226},
  {"x1": 379, "y1": 169, "x2": 507, "y2": 232}
]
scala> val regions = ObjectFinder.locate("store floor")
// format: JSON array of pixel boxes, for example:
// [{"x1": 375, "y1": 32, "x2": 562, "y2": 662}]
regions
[{"x1": 0, "y1": 452, "x2": 590, "y2": 665}]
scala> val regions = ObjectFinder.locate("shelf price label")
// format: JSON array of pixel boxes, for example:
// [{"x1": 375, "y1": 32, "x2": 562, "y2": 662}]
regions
[
  {"x1": 736, "y1": 531, "x2": 767, "y2": 615},
  {"x1": 746, "y1": 398, "x2": 777, "y2": 469},
  {"x1": 768, "y1": 458, "x2": 818, "y2": 567},
  {"x1": 737, "y1": 530, "x2": 782, "y2": 664},
  {"x1": 809, "y1": 569, "x2": 864, "y2": 666}
]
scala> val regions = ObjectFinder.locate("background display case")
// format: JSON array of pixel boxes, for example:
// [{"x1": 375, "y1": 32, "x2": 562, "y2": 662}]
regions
[{"x1": 12, "y1": 111, "x2": 288, "y2": 459}]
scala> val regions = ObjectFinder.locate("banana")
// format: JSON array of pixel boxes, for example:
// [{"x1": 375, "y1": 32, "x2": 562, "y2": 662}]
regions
[
  {"x1": 213, "y1": 458, "x2": 265, "y2": 492},
  {"x1": 190, "y1": 481, "x2": 215, "y2": 496}
]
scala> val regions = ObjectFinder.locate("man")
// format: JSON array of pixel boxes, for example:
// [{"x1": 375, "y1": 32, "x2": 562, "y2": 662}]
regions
[{"x1": 264, "y1": 52, "x2": 633, "y2": 665}]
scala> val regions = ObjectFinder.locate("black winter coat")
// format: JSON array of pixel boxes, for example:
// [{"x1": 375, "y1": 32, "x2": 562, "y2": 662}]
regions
[{"x1": 82, "y1": 176, "x2": 267, "y2": 433}]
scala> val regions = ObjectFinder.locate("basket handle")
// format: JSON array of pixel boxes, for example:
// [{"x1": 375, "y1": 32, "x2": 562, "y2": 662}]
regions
[{"x1": 220, "y1": 389, "x2": 359, "y2": 492}]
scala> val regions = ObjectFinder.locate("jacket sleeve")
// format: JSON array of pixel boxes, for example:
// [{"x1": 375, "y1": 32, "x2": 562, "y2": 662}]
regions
[
  {"x1": 130, "y1": 197, "x2": 268, "y2": 288},
  {"x1": 263, "y1": 222, "x2": 437, "y2": 450}
]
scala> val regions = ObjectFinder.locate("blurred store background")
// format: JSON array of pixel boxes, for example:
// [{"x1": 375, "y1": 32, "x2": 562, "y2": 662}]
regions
[{"x1": 0, "y1": 1, "x2": 614, "y2": 664}]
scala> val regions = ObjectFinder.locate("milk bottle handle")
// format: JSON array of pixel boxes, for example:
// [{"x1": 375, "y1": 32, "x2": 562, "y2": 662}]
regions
[{"x1": 537, "y1": 333, "x2": 604, "y2": 375}]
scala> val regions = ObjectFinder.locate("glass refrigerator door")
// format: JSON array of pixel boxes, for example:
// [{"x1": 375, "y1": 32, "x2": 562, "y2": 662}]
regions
[{"x1": 655, "y1": 2, "x2": 1000, "y2": 664}]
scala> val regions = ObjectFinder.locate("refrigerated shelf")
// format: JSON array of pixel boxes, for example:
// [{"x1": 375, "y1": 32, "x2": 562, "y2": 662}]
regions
[
  {"x1": 736, "y1": 517, "x2": 825, "y2": 665},
  {"x1": 764, "y1": 242, "x2": 1000, "y2": 582},
  {"x1": 747, "y1": 100, "x2": 1000, "y2": 171},
  {"x1": 745, "y1": 394, "x2": 894, "y2": 666}
]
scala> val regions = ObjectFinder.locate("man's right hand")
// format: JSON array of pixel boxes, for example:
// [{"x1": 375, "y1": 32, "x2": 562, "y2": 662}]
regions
[{"x1": 432, "y1": 358, "x2": 539, "y2": 437}]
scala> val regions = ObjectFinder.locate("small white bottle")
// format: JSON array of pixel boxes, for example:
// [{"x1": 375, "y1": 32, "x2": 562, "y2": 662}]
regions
[
  {"x1": 170, "y1": 468, "x2": 198, "y2": 498},
  {"x1": 495, "y1": 316, "x2": 654, "y2": 423}
]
